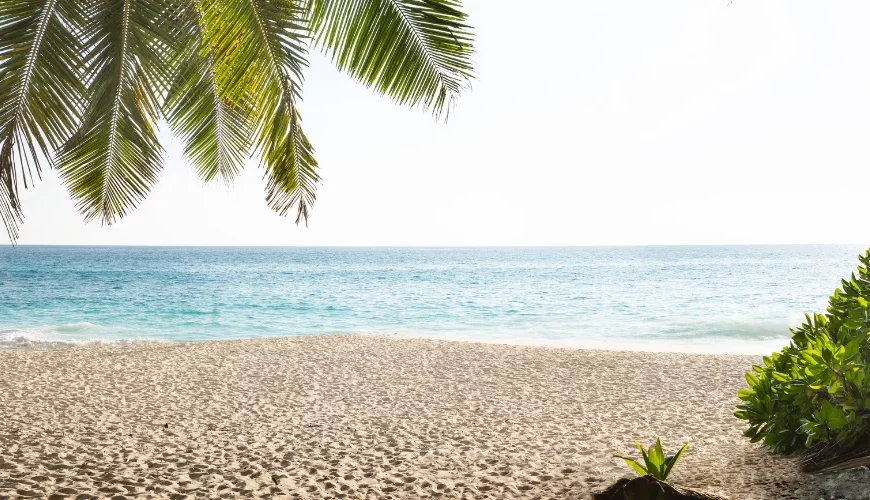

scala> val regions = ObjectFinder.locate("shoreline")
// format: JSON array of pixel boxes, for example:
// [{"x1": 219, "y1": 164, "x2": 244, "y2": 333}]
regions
[
  {"x1": 388, "y1": 332, "x2": 791, "y2": 355},
  {"x1": 0, "y1": 334, "x2": 854, "y2": 499},
  {"x1": 0, "y1": 330, "x2": 792, "y2": 356}
]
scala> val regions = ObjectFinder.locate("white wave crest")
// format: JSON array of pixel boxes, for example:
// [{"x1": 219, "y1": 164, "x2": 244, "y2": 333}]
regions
[{"x1": 0, "y1": 323, "x2": 163, "y2": 349}]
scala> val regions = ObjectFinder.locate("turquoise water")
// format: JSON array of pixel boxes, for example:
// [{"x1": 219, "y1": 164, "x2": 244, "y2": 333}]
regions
[{"x1": 0, "y1": 245, "x2": 865, "y2": 353}]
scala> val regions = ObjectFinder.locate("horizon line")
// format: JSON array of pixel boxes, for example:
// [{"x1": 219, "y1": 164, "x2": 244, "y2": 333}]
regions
[{"x1": 3, "y1": 243, "x2": 869, "y2": 249}]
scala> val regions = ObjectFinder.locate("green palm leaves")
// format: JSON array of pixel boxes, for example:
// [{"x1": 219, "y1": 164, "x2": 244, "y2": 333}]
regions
[
  {"x1": 0, "y1": 0, "x2": 474, "y2": 240},
  {"x1": 58, "y1": 0, "x2": 175, "y2": 224},
  {"x1": 613, "y1": 438, "x2": 689, "y2": 481},
  {"x1": 164, "y1": 3, "x2": 251, "y2": 185},
  {"x1": 0, "y1": 0, "x2": 84, "y2": 239},
  {"x1": 309, "y1": 0, "x2": 473, "y2": 117}
]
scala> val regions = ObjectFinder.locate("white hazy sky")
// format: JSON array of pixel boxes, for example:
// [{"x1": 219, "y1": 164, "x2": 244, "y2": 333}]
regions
[{"x1": 12, "y1": 0, "x2": 870, "y2": 246}]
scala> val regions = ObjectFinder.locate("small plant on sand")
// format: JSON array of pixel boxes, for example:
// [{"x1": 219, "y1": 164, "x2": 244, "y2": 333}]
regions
[
  {"x1": 735, "y1": 249, "x2": 870, "y2": 471},
  {"x1": 613, "y1": 438, "x2": 689, "y2": 481}
]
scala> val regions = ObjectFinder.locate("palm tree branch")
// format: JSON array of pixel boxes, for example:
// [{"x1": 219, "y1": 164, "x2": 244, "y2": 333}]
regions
[
  {"x1": 0, "y1": 0, "x2": 84, "y2": 240},
  {"x1": 308, "y1": 0, "x2": 474, "y2": 118},
  {"x1": 3, "y1": 0, "x2": 58, "y2": 189},
  {"x1": 0, "y1": 0, "x2": 475, "y2": 239},
  {"x1": 103, "y1": 0, "x2": 133, "y2": 213},
  {"x1": 202, "y1": 0, "x2": 318, "y2": 222},
  {"x1": 164, "y1": 1, "x2": 252, "y2": 184},
  {"x1": 248, "y1": 0, "x2": 319, "y2": 222},
  {"x1": 57, "y1": 0, "x2": 176, "y2": 224}
]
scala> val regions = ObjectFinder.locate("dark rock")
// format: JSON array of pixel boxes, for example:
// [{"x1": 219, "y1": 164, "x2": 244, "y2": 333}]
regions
[
  {"x1": 592, "y1": 476, "x2": 729, "y2": 500},
  {"x1": 811, "y1": 466, "x2": 870, "y2": 500}
]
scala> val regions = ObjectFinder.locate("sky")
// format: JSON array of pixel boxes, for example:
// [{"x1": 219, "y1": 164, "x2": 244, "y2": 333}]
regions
[{"x1": 12, "y1": 0, "x2": 870, "y2": 246}]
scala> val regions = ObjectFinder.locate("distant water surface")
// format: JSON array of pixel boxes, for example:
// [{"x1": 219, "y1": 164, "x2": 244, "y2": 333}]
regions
[{"x1": 0, "y1": 245, "x2": 865, "y2": 353}]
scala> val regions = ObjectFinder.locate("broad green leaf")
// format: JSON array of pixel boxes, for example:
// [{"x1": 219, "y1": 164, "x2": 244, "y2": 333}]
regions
[
  {"x1": 745, "y1": 372, "x2": 760, "y2": 388},
  {"x1": 737, "y1": 388, "x2": 755, "y2": 401},
  {"x1": 827, "y1": 406, "x2": 847, "y2": 430},
  {"x1": 612, "y1": 454, "x2": 647, "y2": 477},
  {"x1": 834, "y1": 345, "x2": 846, "y2": 364},
  {"x1": 645, "y1": 439, "x2": 665, "y2": 479},
  {"x1": 634, "y1": 441, "x2": 646, "y2": 458}
]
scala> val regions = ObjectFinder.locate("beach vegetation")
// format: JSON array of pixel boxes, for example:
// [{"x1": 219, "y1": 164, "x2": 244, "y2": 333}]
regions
[
  {"x1": 0, "y1": 0, "x2": 474, "y2": 241},
  {"x1": 613, "y1": 438, "x2": 689, "y2": 481},
  {"x1": 735, "y1": 249, "x2": 870, "y2": 469}
]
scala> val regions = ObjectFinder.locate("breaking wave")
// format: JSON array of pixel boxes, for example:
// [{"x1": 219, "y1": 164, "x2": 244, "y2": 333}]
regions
[{"x1": 0, "y1": 322, "x2": 163, "y2": 349}]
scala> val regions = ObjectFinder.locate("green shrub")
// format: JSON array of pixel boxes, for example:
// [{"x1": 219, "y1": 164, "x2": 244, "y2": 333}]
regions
[
  {"x1": 735, "y1": 250, "x2": 870, "y2": 455},
  {"x1": 613, "y1": 438, "x2": 689, "y2": 481}
]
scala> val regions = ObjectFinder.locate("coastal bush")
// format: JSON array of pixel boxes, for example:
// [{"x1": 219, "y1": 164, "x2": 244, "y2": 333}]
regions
[
  {"x1": 613, "y1": 438, "x2": 689, "y2": 481},
  {"x1": 735, "y1": 250, "x2": 870, "y2": 457}
]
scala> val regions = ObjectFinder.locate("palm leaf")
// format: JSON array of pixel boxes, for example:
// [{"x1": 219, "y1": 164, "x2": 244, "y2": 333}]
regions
[
  {"x1": 309, "y1": 0, "x2": 474, "y2": 118},
  {"x1": 57, "y1": 0, "x2": 179, "y2": 224},
  {"x1": 634, "y1": 440, "x2": 646, "y2": 457},
  {"x1": 635, "y1": 441, "x2": 650, "y2": 470},
  {"x1": 0, "y1": 0, "x2": 85, "y2": 240},
  {"x1": 164, "y1": 1, "x2": 252, "y2": 184},
  {"x1": 201, "y1": 0, "x2": 319, "y2": 222},
  {"x1": 663, "y1": 442, "x2": 689, "y2": 480},
  {"x1": 646, "y1": 439, "x2": 665, "y2": 479},
  {"x1": 613, "y1": 453, "x2": 648, "y2": 477},
  {"x1": 1, "y1": 0, "x2": 475, "y2": 237},
  {"x1": 0, "y1": 166, "x2": 19, "y2": 240},
  {"x1": 262, "y1": 104, "x2": 318, "y2": 223}
]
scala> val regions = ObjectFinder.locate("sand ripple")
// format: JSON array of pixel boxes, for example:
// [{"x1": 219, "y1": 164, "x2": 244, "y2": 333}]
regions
[{"x1": 0, "y1": 335, "x2": 826, "y2": 498}]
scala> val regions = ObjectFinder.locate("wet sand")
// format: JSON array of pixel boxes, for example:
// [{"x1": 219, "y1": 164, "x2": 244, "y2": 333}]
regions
[{"x1": 0, "y1": 335, "x2": 830, "y2": 499}]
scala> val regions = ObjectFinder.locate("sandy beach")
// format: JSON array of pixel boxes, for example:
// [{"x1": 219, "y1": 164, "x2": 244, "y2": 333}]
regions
[{"x1": 0, "y1": 335, "x2": 852, "y2": 499}]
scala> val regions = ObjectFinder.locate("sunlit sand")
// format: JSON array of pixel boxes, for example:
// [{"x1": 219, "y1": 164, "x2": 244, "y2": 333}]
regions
[{"x1": 0, "y1": 334, "x2": 817, "y2": 499}]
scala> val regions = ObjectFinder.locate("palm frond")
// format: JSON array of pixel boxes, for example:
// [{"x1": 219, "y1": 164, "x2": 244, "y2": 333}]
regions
[
  {"x1": 0, "y1": 0, "x2": 474, "y2": 237},
  {"x1": 164, "y1": 2, "x2": 252, "y2": 184},
  {"x1": 0, "y1": 164, "x2": 21, "y2": 240},
  {"x1": 57, "y1": 0, "x2": 179, "y2": 224},
  {"x1": 309, "y1": 0, "x2": 474, "y2": 118},
  {"x1": 0, "y1": 0, "x2": 85, "y2": 240},
  {"x1": 263, "y1": 104, "x2": 318, "y2": 223},
  {"x1": 201, "y1": 0, "x2": 319, "y2": 222}
]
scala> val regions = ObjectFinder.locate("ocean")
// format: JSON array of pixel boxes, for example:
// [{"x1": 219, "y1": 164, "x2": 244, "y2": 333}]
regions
[{"x1": 0, "y1": 245, "x2": 865, "y2": 353}]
